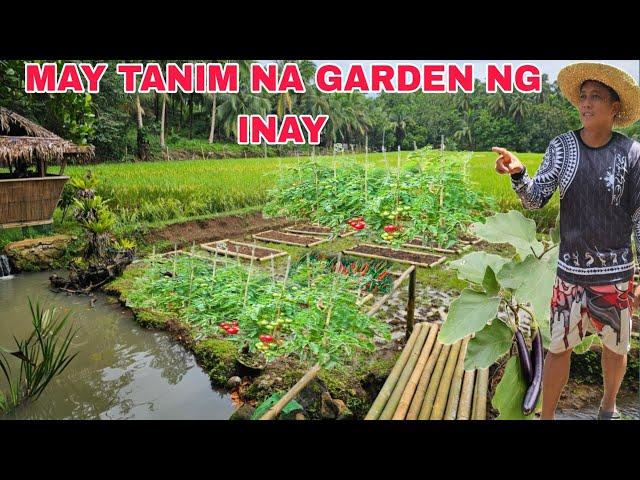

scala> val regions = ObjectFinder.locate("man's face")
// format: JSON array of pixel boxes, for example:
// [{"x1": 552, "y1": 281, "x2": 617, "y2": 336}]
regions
[{"x1": 578, "y1": 80, "x2": 621, "y2": 130}]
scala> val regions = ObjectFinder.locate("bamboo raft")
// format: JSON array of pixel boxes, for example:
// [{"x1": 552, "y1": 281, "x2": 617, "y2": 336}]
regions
[{"x1": 365, "y1": 322, "x2": 488, "y2": 420}]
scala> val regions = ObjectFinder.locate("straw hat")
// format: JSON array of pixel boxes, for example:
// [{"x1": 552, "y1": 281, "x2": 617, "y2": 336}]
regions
[{"x1": 557, "y1": 62, "x2": 640, "y2": 128}]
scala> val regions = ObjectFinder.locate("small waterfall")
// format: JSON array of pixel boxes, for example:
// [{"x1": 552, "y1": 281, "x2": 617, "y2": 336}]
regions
[{"x1": 0, "y1": 255, "x2": 12, "y2": 278}]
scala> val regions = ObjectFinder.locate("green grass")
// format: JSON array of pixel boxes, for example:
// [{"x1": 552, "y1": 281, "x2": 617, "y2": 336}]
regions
[{"x1": 468, "y1": 151, "x2": 559, "y2": 230}]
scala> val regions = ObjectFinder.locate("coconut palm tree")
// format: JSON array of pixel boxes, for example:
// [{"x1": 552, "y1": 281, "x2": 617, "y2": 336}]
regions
[
  {"x1": 509, "y1": 95, "x2": 530, "y2": 123},
  {"x1": 453, "y1": 110, "x2": 475, "y2": 149},
  {"x1": 208, "y1": 60, "x2": 253, "y2": 143},
  {"x1": 487, "y1": 91, "x2": 508, "y2": 115},
  {"x1": 216, "y1": 88, "x2": 271, "y2": 140}
]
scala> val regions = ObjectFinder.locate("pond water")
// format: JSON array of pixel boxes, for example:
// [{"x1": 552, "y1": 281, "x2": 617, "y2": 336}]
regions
[{"x1": 0, "y1": 271, "x2": 236, "y2": 420}]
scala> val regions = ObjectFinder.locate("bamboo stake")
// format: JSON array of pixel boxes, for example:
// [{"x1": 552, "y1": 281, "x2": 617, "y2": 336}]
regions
[
  {"x1": 456, "y1": 369, "x2": 476, "y2": 420},
  {"x1": 393, "y1": 323, "x2": 439, "y2": 420},
  {"x1": 430, "y1": 340, "x2": 463, "y2": 420},
  {"x1": 364, "y1": 323, "x2": 424, "y2": 420},
  {"x1": 472, "y1": 367, "x2": 489, "y2": 420},
  {"x1": 379, "y1": 323, "x2": 430, "y2": 420},
  {"x1": 406, "y1": 340, "x2": 444, "y2": 420},
  {"x1": 172, "y1": 243, "x2": 177, "y2": 276},
  {"x1": 243, "y1": 245, "x2": 256, "y2": 308},
  {"x1": 444, "y1": 337, "x2": 470, "y2": 420},
  {"x1": 417, "y1": 343, "x2": 452, "y2": 420},
  {"x1": 212, "y1": 250, "x2": 217, "y2": 280},
  {"x1": 260, "y1": 363, "x2": 322, "y2": 420},
  {"x1": 364, "y1": 133, "x2": 368, "y2": 203}
]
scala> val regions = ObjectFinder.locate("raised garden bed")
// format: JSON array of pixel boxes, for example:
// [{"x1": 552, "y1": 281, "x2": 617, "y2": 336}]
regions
[
  {"x1": 342, "y1": 244, "x2": 446, "y2": 268},
  {"x1": 457, "y1": 233, "x2": 483, "y2": 245},
  {"x1": 403, "y1": 237, "x2": 472, "y2": 254},
  {"x1": 253, "y1": 230, "x2": 329, "y2": 247},
  {"x1": 201, "y1": 239, "x2": 288, "y2": 262},
  {"x1": 285, "y1": 224, "x2": 356, "y2": 238}
]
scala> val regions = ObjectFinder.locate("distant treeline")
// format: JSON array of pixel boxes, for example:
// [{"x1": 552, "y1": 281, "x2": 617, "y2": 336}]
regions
[{"x1": 2, "y1": 60, "x2": 639, "y2": 162}]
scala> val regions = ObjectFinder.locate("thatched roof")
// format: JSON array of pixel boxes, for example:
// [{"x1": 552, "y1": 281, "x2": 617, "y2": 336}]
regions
[{"x1": 0, "y1": 107, "x2": 94, "y2": 168}]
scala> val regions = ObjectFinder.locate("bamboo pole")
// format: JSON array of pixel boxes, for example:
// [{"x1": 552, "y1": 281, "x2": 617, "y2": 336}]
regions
[
  {"x1": 379, "y1": 323, "x2": 430, "y2": 420},
  {"x1": 242, "y1": 245, "x2": 256, "y2": 308},
  {"x1": 356, "y1": 292, "x2": 375, "y2": 307},
  {"x1": 444, "y1": 337, "x2": 470, "y2": 420},
  {"x1": 472, "y1": 367, "x2": 489, "y2": 420},
  {"x1": 364, "y1": 323, "x2": 425, "y2": 420},
  {"x1": 406, "y1": 268, "x2": 417, "y2": 339},
  {"x1": 417, "y1": 343, "x2": 452, "y2": 420},
  {"x1": 392, "y1": 323, "x2": 439, "y2": 419},
  {"x1": 406, "y1": 340, "x2": 444, "y2": 420},
  {"x1": 430, "y1": 340, "x2": 463, "y2": 420},
  {"x1": 364, "y1": 133, "x2": 368, "y2": 203},
  {"x1": 456, "y1": 369, "x2": 476, "y2": 420},
  {"x1": 259, "y1": 363, "x2": 322, "y2": 420}
]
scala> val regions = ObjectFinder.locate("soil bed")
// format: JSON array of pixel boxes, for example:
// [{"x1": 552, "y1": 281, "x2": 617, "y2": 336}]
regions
[
  {"x1": 201, "y1": 240, "x2": 287, "y2": 261},
  {"x1": 403, "y1": 237, "x2": 470, "y2": 254},
  {"x1": 343, "y1": 244, "x2": 446, "y2": 268},
  {"x1": 253, "y1": 230, "x2": 328, "y2": 247}
]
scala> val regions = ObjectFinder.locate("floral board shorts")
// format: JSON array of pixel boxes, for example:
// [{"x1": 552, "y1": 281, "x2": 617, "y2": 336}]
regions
[{"x1": 549, "y1": 277, "x2": 634, "y2": 355}]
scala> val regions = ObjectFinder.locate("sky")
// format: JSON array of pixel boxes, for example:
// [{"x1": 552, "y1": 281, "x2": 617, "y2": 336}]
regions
[{"x1": 312, "y1": 60, "x2": 639, "y2": 83}]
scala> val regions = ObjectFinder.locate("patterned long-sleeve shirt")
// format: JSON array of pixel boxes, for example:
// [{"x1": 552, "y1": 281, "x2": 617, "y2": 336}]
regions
[{"x1": 511, "y1": 129, "x2": 640, "y2": 285}]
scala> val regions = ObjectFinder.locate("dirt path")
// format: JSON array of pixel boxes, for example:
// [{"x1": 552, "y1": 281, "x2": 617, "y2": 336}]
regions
[{"x1": 146, "y1": 212, "x2": 296, "y2": 248}]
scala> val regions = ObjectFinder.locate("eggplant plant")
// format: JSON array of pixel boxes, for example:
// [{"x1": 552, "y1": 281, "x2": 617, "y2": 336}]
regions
[{"x1": 438, "y1": 210, "x2": 559, "y2": 419}]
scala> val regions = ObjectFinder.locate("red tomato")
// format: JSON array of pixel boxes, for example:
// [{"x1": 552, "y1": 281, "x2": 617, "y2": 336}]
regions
[
  {"x1": 354, "y1": 223, "x2": 365, "y2": 230},
  {"x1": 259, "y1": 334, "x2": 275, "y2": 343},
  {"x1": 384, "y1": 225, "x2": 398, "y2": 233},
  {"x1": 227, "y1": 327, "x2": 239, "y2": 335}
]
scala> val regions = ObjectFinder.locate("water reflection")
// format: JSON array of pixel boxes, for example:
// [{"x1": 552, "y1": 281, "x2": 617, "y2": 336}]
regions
[{"x1": 0, "y1": 271, "x2": 235, "y2": 420}]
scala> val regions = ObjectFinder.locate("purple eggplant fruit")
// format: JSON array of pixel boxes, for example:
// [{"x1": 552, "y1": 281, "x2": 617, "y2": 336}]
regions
[
  {"x1": 515, "y1": 329, "x2": 533, "y2": 385},
  {"x1": 522, "y1": 330, "x2": 543, "y2": 416}
]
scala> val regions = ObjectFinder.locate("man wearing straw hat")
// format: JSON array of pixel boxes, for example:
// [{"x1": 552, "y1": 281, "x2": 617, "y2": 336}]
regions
[{"x1": 493, "y1": 62, "x2": 640, "y2": 420}]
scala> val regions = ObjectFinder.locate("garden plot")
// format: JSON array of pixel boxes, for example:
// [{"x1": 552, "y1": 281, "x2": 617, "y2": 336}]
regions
[
  {"x1": 201, "y1": 239, "x2": 288, "y2": 262},
  {"x1": 457, "y1": 233, "x2": 483, "y2": 245},
  {"x1": 284, "y1": 223, "x2": 356, "y2": 238},
  {"x1": 343, "y1": 244, "x2": 446, "y2": 268},
  {"x1": 403, "y1": 237, "x2": 472, "y2": 254},
  {"x1": 253, "y1": 230, "x2": 329, "y2": 247}
]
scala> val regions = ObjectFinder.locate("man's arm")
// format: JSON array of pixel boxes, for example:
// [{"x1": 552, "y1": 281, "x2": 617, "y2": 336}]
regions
[{"x1": 508, "y1": 142, "x2": 561, "y2": 210}]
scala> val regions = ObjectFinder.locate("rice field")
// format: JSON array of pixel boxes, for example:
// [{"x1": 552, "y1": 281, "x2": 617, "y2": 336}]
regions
[{"x1": 63, "y1": 150, "x2": 557, "y2": 227}]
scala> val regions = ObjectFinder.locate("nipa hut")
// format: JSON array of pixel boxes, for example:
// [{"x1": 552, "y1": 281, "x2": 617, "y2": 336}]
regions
[{"x1": 0, "y1": 106, "x2": 94, "y2": 228}]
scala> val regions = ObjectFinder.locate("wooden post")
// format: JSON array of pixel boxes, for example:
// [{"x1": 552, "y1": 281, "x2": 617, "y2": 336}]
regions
[{"x1": 406, "y1": 267, "x2": 416, "y2": 340}]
